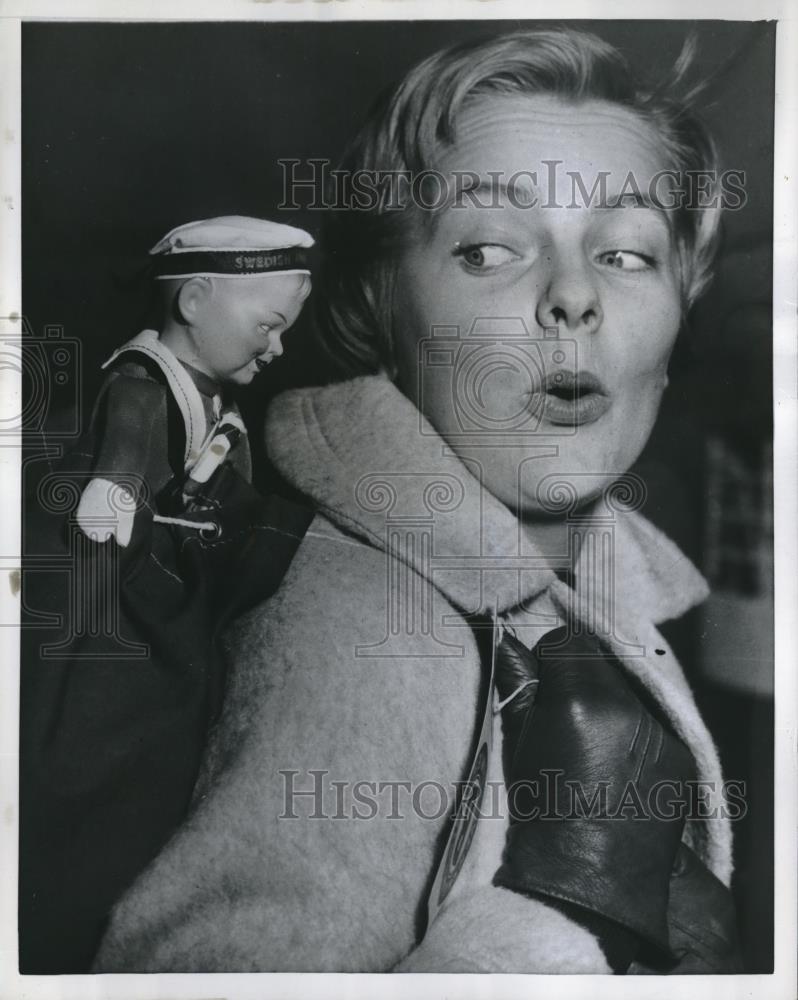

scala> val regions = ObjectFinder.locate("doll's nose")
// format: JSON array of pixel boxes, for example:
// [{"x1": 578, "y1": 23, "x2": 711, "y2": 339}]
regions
[
  {"x1": 260, "y1": 331, "x2": 283, "y2": 361},
  {"x1": 267, "y1": 330, "x2": 285, "y2": 357}
]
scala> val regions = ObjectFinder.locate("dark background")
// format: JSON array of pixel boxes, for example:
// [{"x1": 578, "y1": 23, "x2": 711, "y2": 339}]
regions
[{"x1": 21, "y1": 19, "x2": 775, "y2": 971}]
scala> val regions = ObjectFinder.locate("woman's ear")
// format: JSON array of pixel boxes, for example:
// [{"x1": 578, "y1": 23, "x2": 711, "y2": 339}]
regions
[{"x1": 175, "y1": 276, "x2": 212, "y2": 325}]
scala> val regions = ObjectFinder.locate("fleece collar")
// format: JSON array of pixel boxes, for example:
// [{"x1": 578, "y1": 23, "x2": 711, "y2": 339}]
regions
[{"x1": 265, "y1": 375, "x2": 708, "y2": 625}]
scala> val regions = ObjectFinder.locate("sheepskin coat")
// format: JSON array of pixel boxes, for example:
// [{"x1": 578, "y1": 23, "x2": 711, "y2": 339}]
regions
[{"x1": 94, "y1": 375, "x2": 732, "y2": 974}]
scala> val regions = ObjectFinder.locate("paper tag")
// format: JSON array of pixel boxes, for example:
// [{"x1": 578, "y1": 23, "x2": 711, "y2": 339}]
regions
[{"x1": 424, "y1": 612, "x2": 499, "y2": 930}]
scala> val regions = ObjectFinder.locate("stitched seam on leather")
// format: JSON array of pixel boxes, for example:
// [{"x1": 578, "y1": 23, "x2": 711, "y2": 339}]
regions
[
  {"x1": 628, "y1": 714, "x2": 643, "y2": 756},
  {"x1": 669, "y1": 914, "x2": 728, "y2": 952},
  {"x1": 633, "y1": 713, "x2": 653, "y2": 786}
]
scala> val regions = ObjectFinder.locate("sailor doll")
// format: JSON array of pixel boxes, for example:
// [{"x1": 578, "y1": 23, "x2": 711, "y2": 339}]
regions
[{"x1": 20, "y1": 217, "x2": 315, "y2": 973}]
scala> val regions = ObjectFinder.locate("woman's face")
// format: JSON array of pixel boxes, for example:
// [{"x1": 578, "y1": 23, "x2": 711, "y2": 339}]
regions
[{"x1": 393, "y1": 95, "x2": 682, "y2": 517}]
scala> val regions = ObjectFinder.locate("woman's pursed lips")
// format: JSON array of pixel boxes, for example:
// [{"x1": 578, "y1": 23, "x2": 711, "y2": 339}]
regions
[{"x1": 532, "y1": 369, "x2": 612, "y2": 426}]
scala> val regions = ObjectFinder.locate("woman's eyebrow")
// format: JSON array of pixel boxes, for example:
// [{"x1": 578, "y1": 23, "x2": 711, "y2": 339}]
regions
[
  {"x1": 429, "y1": 177, "x2": 675, "y2": 240},
  {"x1": 595, "y1": 190, "x2": 669, "y2": 214},
  {"x1": 429, "y1": 176, "x2": 537, "y2": 233},
  {"x1": 438, "y1": 177, "x2": 676, "y2": 215},
  {"x1": 442, "y1": 175, "x2": 537, "y2": 210},
  {"x1": 591, "y1": 192, "x2": 674, "y2": 234}
]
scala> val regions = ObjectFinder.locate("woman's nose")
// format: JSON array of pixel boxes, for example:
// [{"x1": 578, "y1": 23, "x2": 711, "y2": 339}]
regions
[{"x1": 535, "y1": 250, "x2": 603, "y2": 335}]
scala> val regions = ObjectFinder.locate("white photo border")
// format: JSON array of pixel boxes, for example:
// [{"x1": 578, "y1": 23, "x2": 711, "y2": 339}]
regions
[{"x1": 1, "y1": 3, "x2": 794, "y2": 999}]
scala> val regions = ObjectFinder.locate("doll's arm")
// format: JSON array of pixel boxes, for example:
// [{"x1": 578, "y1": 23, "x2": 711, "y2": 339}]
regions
[{"x1": 77, "y1": 373, "x2": 169, "y2": 547}]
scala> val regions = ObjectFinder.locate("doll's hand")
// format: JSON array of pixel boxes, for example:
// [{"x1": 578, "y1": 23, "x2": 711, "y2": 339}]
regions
[{"x1": 76, "y1": 478, "x2": 136, "y2": 548}]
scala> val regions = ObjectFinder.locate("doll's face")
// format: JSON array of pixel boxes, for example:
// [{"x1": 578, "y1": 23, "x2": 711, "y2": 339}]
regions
[{"x1": 186, "y1": 272, "x2": 311, "y2": 385}]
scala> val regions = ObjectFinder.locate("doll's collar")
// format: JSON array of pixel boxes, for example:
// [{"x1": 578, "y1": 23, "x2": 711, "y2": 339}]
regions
[{"x1": 177, "y1": 359, "x2": 228, "y2": 401}]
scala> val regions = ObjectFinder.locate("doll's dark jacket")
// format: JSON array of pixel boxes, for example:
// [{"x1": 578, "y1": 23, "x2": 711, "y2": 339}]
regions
[{"x1": 19, "y1": 347, "x2": 310, "y2": 973}]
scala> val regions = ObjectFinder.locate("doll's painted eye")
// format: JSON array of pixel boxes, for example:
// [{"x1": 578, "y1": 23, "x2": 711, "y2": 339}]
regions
[{"x1": 259, "y1": 311, "x2": 288, "y2": 335}]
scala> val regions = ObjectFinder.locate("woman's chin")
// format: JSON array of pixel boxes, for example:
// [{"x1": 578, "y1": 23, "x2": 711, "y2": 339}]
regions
[{"x1": 516, "y1": 481, "x2": 608, "y2": 520}]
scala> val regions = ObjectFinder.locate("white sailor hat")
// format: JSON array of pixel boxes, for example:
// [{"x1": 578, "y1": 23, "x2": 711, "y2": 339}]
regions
[{"x1": 149, "y1": 215, "x2": 314, "y2": 280}]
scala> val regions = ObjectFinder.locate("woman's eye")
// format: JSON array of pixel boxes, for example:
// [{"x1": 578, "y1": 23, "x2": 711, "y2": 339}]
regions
[
  {"x1": 454, "y1": 243, "x2": 520, "y2": 271},
  {"x1": 597, "y1": 249, "x2": 655, "y2": 272}
]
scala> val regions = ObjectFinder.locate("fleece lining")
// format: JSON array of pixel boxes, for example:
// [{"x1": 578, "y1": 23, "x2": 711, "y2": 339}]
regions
[
  {"x1": 93, "y1": 374, "x2": 731, "y2": 973},
  {"x1": 266, "y1": 374, "x2": 730, "y2": 885}
]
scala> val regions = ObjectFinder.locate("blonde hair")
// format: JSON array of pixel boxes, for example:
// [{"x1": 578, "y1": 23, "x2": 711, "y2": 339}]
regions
[{"x1": 318, "y1": 27, "x2": 722, "y2": 376}]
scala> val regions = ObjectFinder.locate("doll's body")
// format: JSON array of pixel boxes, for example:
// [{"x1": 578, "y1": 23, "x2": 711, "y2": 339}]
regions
[{"x1": 20, "y1": 217, "x2": 314, "y2": 973}]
